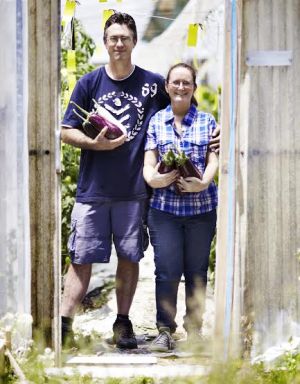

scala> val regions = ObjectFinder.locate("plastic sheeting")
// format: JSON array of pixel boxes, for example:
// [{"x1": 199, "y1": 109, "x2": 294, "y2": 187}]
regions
[
  {"x1": 0, "y1": 0, "x2": 30, "y2": 319},
  {"x1": 69, "y1": 0, "x2": 224, "y2": 88}
]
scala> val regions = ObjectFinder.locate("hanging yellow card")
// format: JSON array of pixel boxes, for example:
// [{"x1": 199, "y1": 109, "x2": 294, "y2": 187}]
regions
[
  {"x1": 67, "y1": 50, "x2": 76, "y2": 73},
  {"x1": 102, "y1": 9, "x2": 114, "y2": 28},
  {"x1": 68, "y1": 74, "x2": 77, "y2": 92},
  {"x1": 63, "y1": 90, "x2": 71, "y2": 110},
  {"x1": 99, "y1": 0, "x2": 107, "y2": 2},
  {"x1": 187, "y1": 24, "x2": 198, "y2": 47},
  {"x1": 62, "y1": 0, "x2": 76, "y2": 29}
]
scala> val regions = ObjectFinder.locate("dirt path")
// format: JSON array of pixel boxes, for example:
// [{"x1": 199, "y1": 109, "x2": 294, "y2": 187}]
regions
[{"x1": 57, "y1": 246, "x2": 215, "y2": 380}]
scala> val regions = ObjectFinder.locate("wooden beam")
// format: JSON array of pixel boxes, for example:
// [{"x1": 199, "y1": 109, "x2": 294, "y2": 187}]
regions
[
  {"x1": 213, "y1": 0, "x2": 243, "y2": 360},
  {"x1": 27, "y1": 0, "x2": 61, "y2": 361},
  {"x1": 215, "y1": 0, "x2": 300, "y2": 359}
]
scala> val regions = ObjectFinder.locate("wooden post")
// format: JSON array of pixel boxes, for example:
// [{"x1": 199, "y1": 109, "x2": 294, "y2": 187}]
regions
[
  {"x1": 27, "y1": 0, "x2": 61, "y2": 363},
  {"x1": 213, "y1": 0, "x2": 243, "y2": 360},
  {"x1": 214, "y1": 0, "x2": 300, "y2": 359}
]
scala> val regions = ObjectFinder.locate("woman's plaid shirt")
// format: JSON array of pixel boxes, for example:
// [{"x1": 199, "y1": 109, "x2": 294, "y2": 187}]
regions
[{"x1": 145, "y1": 104, "x2": 218, "y2": 216}]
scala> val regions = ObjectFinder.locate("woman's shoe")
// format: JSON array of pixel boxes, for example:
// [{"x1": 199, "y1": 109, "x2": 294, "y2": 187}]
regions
[{"x1": 149, "y1": 327, "x2": 175, "y2": 352}]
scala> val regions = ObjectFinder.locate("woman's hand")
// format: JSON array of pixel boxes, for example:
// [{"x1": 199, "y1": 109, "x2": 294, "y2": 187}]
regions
[
  {"x1": 176, "y1": 150, "x2": 219, "y2": 193},
  {"x1": 144, "y1": 149, "x2": 179, "y2": 188},
  {"x1": 176, "y1": 176, "x2": 209, "y2": 193},
  {"x1": 146, "y1": 163, "x2": 179, "y2": 189}
]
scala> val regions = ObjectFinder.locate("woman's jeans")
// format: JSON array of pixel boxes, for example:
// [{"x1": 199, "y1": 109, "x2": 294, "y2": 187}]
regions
[{"x1": 148, "y1": 208, "x2": 216, "y2": 334}]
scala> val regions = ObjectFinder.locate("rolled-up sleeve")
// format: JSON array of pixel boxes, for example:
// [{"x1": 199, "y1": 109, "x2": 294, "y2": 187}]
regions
[{"x1": 144, "y1": 114, "x2": 158, "y2": 151}]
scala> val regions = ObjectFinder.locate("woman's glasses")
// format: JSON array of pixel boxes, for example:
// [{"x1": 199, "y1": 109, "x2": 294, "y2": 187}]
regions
[{"x1": 168, "y1": 80, "x2": 193, "y2": 89}]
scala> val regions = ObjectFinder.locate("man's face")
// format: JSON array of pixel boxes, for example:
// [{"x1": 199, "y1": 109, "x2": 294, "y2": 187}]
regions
[{"x1": 104, "y1": 24, "x2": 136, "y2": 62}]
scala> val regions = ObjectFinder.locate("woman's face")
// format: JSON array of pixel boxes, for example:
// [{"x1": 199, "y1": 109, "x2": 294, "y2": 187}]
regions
[{"x1": 165, "y1": 67, "x2": 196, "y2": 105}]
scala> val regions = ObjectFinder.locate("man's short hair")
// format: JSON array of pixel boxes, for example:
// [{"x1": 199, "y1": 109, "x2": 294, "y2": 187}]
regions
[{"x1": 103, "y1": 12, "x2": 138, "y2": 44}]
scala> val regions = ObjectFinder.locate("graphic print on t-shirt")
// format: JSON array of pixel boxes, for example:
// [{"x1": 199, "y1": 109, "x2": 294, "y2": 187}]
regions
[{"x1": 95, "y1": 81, "x2": 159, "y2": 142}]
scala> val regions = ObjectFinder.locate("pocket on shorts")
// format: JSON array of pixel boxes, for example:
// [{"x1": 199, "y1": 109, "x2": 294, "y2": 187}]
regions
[
  {"x1": 68, "y1": 218, "x2": 110, "y2": 263},
  {"x1": 67, "y1": 219, "x2": 77, "y2": 254}
]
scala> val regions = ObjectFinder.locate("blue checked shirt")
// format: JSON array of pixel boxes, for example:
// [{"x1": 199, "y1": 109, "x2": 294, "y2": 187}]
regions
[{"x1": 145, "y1": 104, "x2": 218, "y2": 216}]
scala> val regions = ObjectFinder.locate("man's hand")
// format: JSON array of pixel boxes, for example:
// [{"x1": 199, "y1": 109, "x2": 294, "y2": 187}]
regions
[
  {"x1": 209, "y1": 123, "x2": 221, "y2": 153},
  {"x1": 93, "y1": 127, "x2": 126, "y2": 150}
]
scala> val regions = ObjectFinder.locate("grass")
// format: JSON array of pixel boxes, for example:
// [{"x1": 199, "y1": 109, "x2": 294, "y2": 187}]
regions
[
  {"x1": 5, "y1": 348, "x2": 298, "y2": 383},
  {"x1": 5, "y1": 279, "x2": 300, "y2": 383}
]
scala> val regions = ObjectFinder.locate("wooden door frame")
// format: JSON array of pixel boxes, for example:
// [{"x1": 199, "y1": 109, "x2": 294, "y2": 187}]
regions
[
  {"x1": 213, "y1": 0, "x2": 243, "y2": 360},
  {"x1": 27, "y1": 0, "x2": 243, "y2": 366},
  {"x1": 27, "y1": 0, "x2": 61, "y2": 365}
]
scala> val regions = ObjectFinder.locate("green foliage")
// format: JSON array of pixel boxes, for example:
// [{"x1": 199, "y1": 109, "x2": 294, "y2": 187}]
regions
[
  {"x1": 61, "y1": 18, "x2": 96, "y2": 113},
  {"x1": 61, "y1": 19, "x2": 96, "y2": 272},
  {"x1": 202, "y1": 354, "x2": 300, "y2": 384},
  {"x1": 61, "y1": 142, "x2": 81, "y2": 272},
  {"x1": 195, "y1": 84, "x2": 220, "y2": 121},
  {"x1": 209, "y1": 235, "x2": 216, "y2": 285},
  {"x1": 10, "y1": 348, "x2": 300, "y2": 383},
  {"x1": 195, "y1": 83, "x2": 220, "y2": 283},
  {"x1": 104, "y1": 379, "x2": 154, "y2": 384}
]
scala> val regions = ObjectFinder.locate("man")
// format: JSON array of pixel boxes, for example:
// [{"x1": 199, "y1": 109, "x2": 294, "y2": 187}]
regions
[
  {"x1": 61, "y1": 11, "x2": 220, "y2": 350},
  {"x1": 61, "y1": 12, "x2": 170, "y2": 349}
]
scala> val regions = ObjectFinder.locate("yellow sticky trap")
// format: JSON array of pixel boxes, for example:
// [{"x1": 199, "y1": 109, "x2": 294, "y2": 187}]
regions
[
  {"x1": 68, "y1": 74, "x2": 77, "y2": 93},
  {"x1": 187, "y1": 24, "x2": 198, "y2": 47},
  {"x1": 62, "y1": 0, "x2": 76, "y2": 28},
  {"x1": 102, "y1": 9, "x2": 114, "y2": 28},
  {"x1": 67, "y1": 50, "x2": 76, "y2": 73},
  {"x1": 116, "y1": 0, "x2": 122, "y2": 2},
  {"x1": 193, "y1": 54, "x2": 200, "y2": 70},
  {"x1": 99, "y1": 0, "x2": 107, "y2": 2}
]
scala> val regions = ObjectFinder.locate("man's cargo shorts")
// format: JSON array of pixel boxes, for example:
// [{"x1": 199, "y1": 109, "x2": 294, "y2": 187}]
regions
[{"x1": 67, "y1": 200, "x2": 145, "y2": 264}]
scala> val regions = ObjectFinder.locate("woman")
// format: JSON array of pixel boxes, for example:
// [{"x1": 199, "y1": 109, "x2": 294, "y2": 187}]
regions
[{"x1": 143, "y1": 63, "x2": 218, "y2": 352}]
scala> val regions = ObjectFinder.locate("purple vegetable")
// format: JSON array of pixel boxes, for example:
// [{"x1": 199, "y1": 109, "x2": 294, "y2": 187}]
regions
[
  {"x1": 177, "y1": 159, "x2": 202, "y2": 180},
  {"x1": 175, "y1": 151, "x2": 202, "y2": 179},
  {"x1": 158, "y1": 149, "x2": 176, "y2": 174},
  {"x1": 174, "y1": 150, "x2": 202, "y2": 195},
  {"x1": 156, "y1": 148, "x2": 202, "y2": 195},
  {"x1": 157, "y1": 149, "x2": 182, "y2": 194},
  {"x1": 70, "y1": 101, "x2": 126, "y2": 139}
]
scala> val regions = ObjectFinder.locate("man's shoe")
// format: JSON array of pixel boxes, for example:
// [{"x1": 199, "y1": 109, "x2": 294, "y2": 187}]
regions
[
  {"x1": 149, "y1": 327, "x2": 175, "y2": 352},
  {"x1": 112, "y1": 319, "x2": 137, "y2": 349}
]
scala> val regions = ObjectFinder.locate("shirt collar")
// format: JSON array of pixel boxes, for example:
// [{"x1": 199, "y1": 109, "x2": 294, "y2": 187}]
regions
[{"x1": 164, "y1": 103, "x2": 197, "y2": 126}]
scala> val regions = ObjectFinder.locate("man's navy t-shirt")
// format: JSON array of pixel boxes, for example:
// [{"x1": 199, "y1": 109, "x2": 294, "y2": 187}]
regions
[{"x1": 62, "y1": 66, "x2": 169, "y2": 202}]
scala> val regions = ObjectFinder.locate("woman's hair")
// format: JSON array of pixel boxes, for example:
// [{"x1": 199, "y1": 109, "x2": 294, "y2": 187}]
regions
[
  {"x1": 103, "y1": 12, "x2": 137, "y2": 44},
  {"x1": 166, "y1": 63, "x2": 198, "y2": 106}
]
